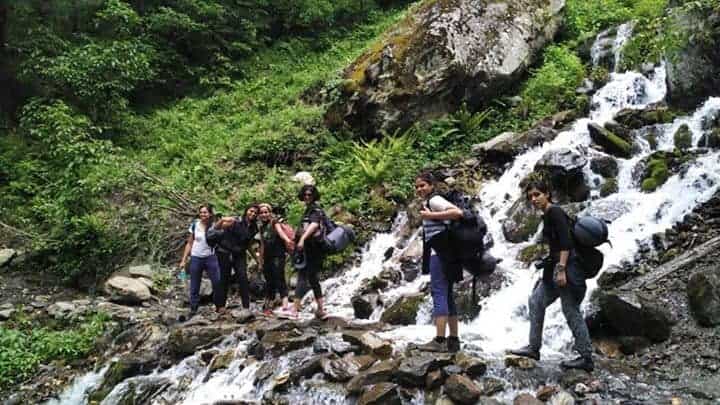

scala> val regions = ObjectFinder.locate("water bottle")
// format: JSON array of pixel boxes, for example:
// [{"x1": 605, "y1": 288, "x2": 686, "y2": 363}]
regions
[{"x1": 178, "y1": 269, "x2": 187, "y2": 282}]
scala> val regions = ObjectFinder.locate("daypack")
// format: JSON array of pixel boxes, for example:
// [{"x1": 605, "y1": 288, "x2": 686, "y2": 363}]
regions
[
  {"x1": 566, "y1": 214, "x2": 611, "y2": 278},
  {"x1": 277, "y1": 222, "x2": 296, "y2": 244},
  {"x1": 440, "y1": 190, "x2": 488, "y2": 259},
  {"x1": 300, "y1": 206, "x2": 355, "y2": 253}
]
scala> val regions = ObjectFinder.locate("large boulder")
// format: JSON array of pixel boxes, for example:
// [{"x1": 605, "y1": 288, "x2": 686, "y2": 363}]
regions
[
  {"x1": 473, "y1": 126, "x2": 558, "y2": 166},
  {"x1": 534, "y1": 148, "x2": 590, "y2": 202},
  {"x1": 342, "y1": 330, "x2": 393, "y2": 358},
  {"x1": 358, "y1": 383, "x2": 401, "y2": 405},
  {"x1": 128, "y1": 264, "x2": 155, "y2": 279},
  {"x1": 395, "y1": 351, "x2": 453, "y2": 387},
  {"x1": 665, "y1": 7, "x2": 720, "y2": 109},
  {"x1": 612, "y1": 105, "x2": 677, "y2": 130},
  {"x1": 502, "y1": 198, "x2": 542, "y2": 243},
  {"x1": 326, "y1": 0, "x2": 565, "y2": 137},
  {"x1": 104, "y1": 275, "x2": 152, "y2": 305},
  {"x1": 590, "y1": 156, "x2": 619, "y2": 178},
  {"x1": 445, "y1": 374, "x2": 482, "y2": 404},
  {"x1": 687, "y1": 271, "x2": 720, "y2": 327},
  {"x1": 352, "y1": 294, "x2": 382, "y2": 319},
  {"x1": 597, "y1": 291, "x2": 673, "y2": 342},
  {"x1": 347, "y1": 359, "x2": 401, "y2": 394},
  {"x1": 168, "y1": 322, "x2": 237, "y2": 357},
  {"x1": 0, "y1": 248, "x2": 16, "y2": 267},
  {"x1": 380, "y1": 294, "x2": 424, "y2": 325}
]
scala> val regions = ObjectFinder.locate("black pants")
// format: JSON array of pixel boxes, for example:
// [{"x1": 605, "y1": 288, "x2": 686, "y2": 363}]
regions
[
  {"x1": 295, "y1": 248, "x2": 323, "y2": 300},
  {"x1": 217, "y1": 249, "x2": 251, "y2": 309},
  {"x1": 264, "y1": 255, "x2": 288, "y2": 300}
]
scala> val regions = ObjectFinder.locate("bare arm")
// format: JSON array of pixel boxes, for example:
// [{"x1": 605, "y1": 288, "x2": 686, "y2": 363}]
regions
[
  {"x1": 179, "y1": 233, "x2": 193, "y2": 269},
  {"x1": 297, "y1": 222, "x2": 319, "y2": 250},
  {"x1": 420, "y1": 207, "x2": 464, "y2": 221},
  {"x1": 274, "y1": 222, "x2": 295, "y2": 252}
]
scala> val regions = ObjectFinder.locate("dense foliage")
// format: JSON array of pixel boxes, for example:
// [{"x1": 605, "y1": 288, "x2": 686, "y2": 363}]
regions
[{"x1": 0, "y1": 312, "x2": 110, "y2": 390}]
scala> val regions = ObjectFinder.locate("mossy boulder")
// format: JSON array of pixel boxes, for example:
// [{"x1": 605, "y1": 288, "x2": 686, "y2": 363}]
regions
[
  {"x1": 502, "y1": 198, "x2": 542, "y2": 243},
  {"x1": 380, "y1": 294, "x2": 424, "y2": 325},
  {"x1": 687, "y1": 271, "x2": 720, "y2": 327},
  {"x1": 517, "y1": 244, "x2": 548, "y2": 267},
  {"x1": 533, "y1": 147, "x2": 589, "y2": 202},
  {"x1": 613, "y1": 105, "x2": 677, "y2": 129},
  {"x1": 640, "y1": 158, "x2": 669, "y2": 192},
  {"x1": 587, "y1": 123, "x2": 633, "y2": 158},
  {"x1": 600, "y1": 177, "x2": 618, "y2": 197},
  {"x1": 673, "y1": 124, "x2": 692, "y2": 150},
  {"x1": 590, "y1": 156, "x2": 619, "y2": 178},
  {"x1": 636, "y1": 150, "x2": 696, "y2": 193},
  {"x1": 326, "y1": 0, "x2": 565, "y2": 137}
]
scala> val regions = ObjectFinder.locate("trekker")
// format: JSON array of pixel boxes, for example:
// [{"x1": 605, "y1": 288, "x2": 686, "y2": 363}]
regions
[
  {"x1": 258, "y1": 203, "x2": 293, "y2": 315},
  {"x1": 414, "y1": 172, "x2": 464, "y2": 353},
  {"x1": 212, "y1": 205, "x2": 258, "y2": 310},
  {"x1": 508, "y1": 177, "x2": 594, "y2": 372},
  {"x1": 292, "y1": 184, "x2": 327, "y2": 319},
  {"x1": 179, "y1": 204, "x2": 223, "y2": 317}
]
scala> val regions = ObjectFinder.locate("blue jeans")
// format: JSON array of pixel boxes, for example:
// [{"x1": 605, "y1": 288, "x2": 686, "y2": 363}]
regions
[
  {"x1": 189, "y1": 255, "x2": 222, "y2": 310},
  {"x1": 430, "y1": 255, "x2": 457, "y2": 317}
]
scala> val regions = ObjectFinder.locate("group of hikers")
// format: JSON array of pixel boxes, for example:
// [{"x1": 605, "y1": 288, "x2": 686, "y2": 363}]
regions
[{"x1": 179, "y1": 171, "x2": 596, "y2": 372}]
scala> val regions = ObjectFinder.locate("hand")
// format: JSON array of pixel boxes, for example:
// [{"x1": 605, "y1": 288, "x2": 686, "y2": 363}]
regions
[
  {"x1": 179, "y1": 259, "x2": 186, "y2": 269},
  {"x1": 420, "y1": 208, "x2": 432, "y2": 220},
  {"x1": 285, "y1": 241, "x2": 295, "y2": 253},
  {"x1": 554, "y1": 264, "x2": 567, "y2": 287},
  {"x1": 297, "y1": 239, "x2": 305, "y2": 251}
]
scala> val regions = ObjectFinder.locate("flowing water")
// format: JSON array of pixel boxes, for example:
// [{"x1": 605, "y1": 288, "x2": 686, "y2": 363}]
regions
[{"x1": 51, "y1": 27, "x2": 720, "y2": 404}]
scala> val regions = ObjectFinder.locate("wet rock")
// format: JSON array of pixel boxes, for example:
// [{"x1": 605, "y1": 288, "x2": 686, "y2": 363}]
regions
[
  {"x1": 454, "y1": 352, "x2": 487, "y2": 378},
  {"x1": 665, "y1": 7, "x2": 720, "y2": 109},
  {"x1": 613, "y1": 105, "x2": 677, "y2": 129},
  {"x1": 0, "y1": 308, "x2": 15, "y2": 321},
  {"x1": 289, "y1": 353, "x2": 332, "y2": 383},
  {"x1": 358, "y1": 382, "x2": 401, "y2": 405},
  {"x1": 536, "y1": 385, "x2": 559, "y2": 401},
  {"x1": 617, "y1": 335, "x2": 652, "y2": 355},
  {"x1": 0, "y1": 248, "x2": 16, "y2": 267},
  {"x1": 90, "y1": 354, "x2": 160, "y2": 401},
  {"x1": 256, "y1": 360, "x2": 278, "y2": 383},
  {"x1": 426, "y1": 369, "x2": 444, "y2": 389},
  {"x1": 477, "y1": 377, "x2": 505, "y2": 396},
  {"x1": 505, "y1": 355, "x2": 536, "y2": 369},
  {"x1": 342, "y1": 331, "x2": 393, "y2": 358},
  {"x1": 168, "y1": 323, "x2": 237, "y2": 357},
  {"x1": 352, "y1": 354, "x2": 378, "y2": 371},
  {"x1": 46, "y1": 301, "x2": 86, "y2": 320},
  {"x1": 597, "y1": 290, "x2": 673, "y2": 342},
  {"x1": 444, "y1": 374, "x2": 481, "y2": 405},
  {"x1": 597, "y1": 265, "x2": 633, "y2": 289},
  {"x1": 128, "y1": 264, "x2": 155, "y2": 279},
  {"x1": 590, "y1": 156, "x2": 619, "y2": 178},
  {"x1": 604, "y1": 120, "x2": 633, "y2": 140},
  {"x1": 208, "y1": 349, "x2": 235, "y2": 372},
  {"x1": 591, "y1": 27, "x2": 619, "y2": 71},
  {"x1": 441, "y1": 364, "x2": 463, "y2": 377},
  {"x1": 321, "y1": 356, "x2": 360, "y2": 382},
  {"x1": 326, "y1": 0, "x2": 564, "y2": 137},
  {"x1": 673, "y1": 124, "x2": 692, "y2": 150},
  {"x1": 502, "y1": 198, "x2": 542, "y2": 243},
  {"x1": 395, "y1": 352, "x2": 453, "y2": 387},
  {"x1": 347, "y1": 358, "x2": 400, "y2": 394},
  {"x1": 535, "y1": 148, "x2": 590, "y2": 202},
  {"x1": 99, "y1": 376, "x2": 171, "y2": 405},
  {"x1": 698, "y1": 128, "x2": 720, "y2": 148},
  {"x1": 559, "y1": 370, "x2": 589, "y2": 389},
  {"x1": 600, "y1": 177, "x2": 618, "y2": 197},
  {"x1": 687, "y1": 271, "x2": 720, "y2": 326},
  {"x1": 352, "y1": 294, "x2": 381, "y2": 320},
  {"x1": 473, "y1": 126, "x2": 559, "y2": 165},
  {"x1": 517, "y1": 244, "x2": 548, "y2": 267},
  {"x1": 262, "y1": 329, "x2": 318, "y2": 355},
  {"x1": 247, "y1": 339, "x2": 266, "y2": 360},
  {"x1": 231, "y1": 308, "x2": 254, "y2": 323},
  {"x1": 513, "y1": 393, "x2": 543, "y2": 405},
  {"x1": 550, "y1": 390, "x2": 575, "y2": 404},
  {"x1": 104, "y1": 275, "x2": 152, "y2": 305},
  {"x1": 380, "y1": 294, "x2": 424, "y2": 325},
  {"x1": 588, "y1": 123, "x2": 632, "y2": 158}
]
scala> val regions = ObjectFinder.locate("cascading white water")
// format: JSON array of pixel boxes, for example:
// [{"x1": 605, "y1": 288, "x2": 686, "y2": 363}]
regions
[{"x1": 45, "y1": 364, "x2": 110, "y2": 405}]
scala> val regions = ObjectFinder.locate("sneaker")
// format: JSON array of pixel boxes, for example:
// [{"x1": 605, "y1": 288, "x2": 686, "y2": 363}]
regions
[
  {"x1": 415, "y1": 337, "x2": 447, "y2": 352},
  {"x1": 507, "y1": 345, "x2": 540, "y2": 360},
  {"x1": 447, "y1": 336, "x2": 461, "y2": 353},
  {"x1": 560, "y1": 356, "x2": 594, "y2": 372},
  {"x1": 263, "y1": 309, "x2": 273, "y2": 317}
]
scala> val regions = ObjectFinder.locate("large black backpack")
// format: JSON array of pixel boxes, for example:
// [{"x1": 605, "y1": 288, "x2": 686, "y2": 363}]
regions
[
  {"x1": 441, "y1": 190, "x2": 488, "y2": 260},
  {"x1": 566, "y1": 214, "x2": 611, "y2": 279}
]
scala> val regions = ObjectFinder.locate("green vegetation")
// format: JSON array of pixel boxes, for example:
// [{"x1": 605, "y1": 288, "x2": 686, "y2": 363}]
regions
[
  {"x1": 674, "y1": 124, "x2": 693, "y2": 150},
  {"x1": 600, "y1": 177, "x2": 619, "y2": 197},
  {"x1": 641, "y1": 157, "x2": 670, "y2": 192},
  {"x1": 0, "y1": 312, "x2": 110, "y2": 390}
]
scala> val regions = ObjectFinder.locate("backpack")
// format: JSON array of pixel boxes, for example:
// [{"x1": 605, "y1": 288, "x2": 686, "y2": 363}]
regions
[
  {"x1": 277, "y1": 222, "x2": 296, "y2": 243},
  {"x1": 566, "y1": 214, "x2": 611, "y2": 278},
  {"x1": 439, "y1": 190, "x2": 488, "y2": 260},
  {"x1": 192, "y1": 220, "x2": 221, "y2": 249}
]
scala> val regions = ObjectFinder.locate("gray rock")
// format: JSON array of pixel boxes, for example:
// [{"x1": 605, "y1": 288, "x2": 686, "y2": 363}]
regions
[
  {"x1": 358, "y1": 382, "x2": 401, "y2": 405},
  {"x1": 341, "y1": 330, "x2": 393, "y2": 358},
  {"x1": 597, "y1": 291, "x2": 673, "y2": 342},
  {"x1": 352, "y1": 294, "x2": 381, "y2": 320},
  {"x1": 473, "y1": 126, "x2": 558, "y2": 165},
  {"x1": 326, "y1": 0, "x2": 565, "y2": 137},
  {"x1": 687, "y1": 271, "x2": 720, "y2": 326},
  {"x1": 320, "y1": 356, "x2": 360, "y2": 382},
  {"x1": 0, "y1": 249, "x2": 16, "y2": 267},
  {"x1": 613, "y1": 105, "x2": 676, "y2": 129},
  {"x1": 104, "y1": 276, "x2": 152, "y2": 305},
  {"x1": 477, "y1": 377, "x2": 505, "y2": 396},
  {"x1": 289, "y1": 353, "x2": 331, "y2": 383},
  {"x1": 0, "y1": 308, "x2": 15, "y2": 321},
  {"x1": 230, "y1": 308, "x2": 255, "y2": 323},
  {"x1": 590, "y1": 156, "x2": 619, "y2": 178},
  {"x1": 698, "y1": 128, "x2": 720, "y2": 148},
  {"x1": 168, "y1": 323, "x2": 237, "y2": 357},
  {"x1": 502, "y1": 198, "x2": 542, "y2": 243},
  {"x1": 128, "y1": 264, "x2": 155, "y2": 279},
  {"x1": 617, "y1": 335, "x2": 652, "y2": 355},
  {"x1": 47, "y1": 301, "x2": 84, "y2": 320},
  {"x1": 395, "y1": 352, "x2": 453, "y2": 387},
  {"x1": 454, "y1": 352, "x2": 487, "y2": 378},
  {"x1": 262, "y1": 329, "x2": 317, "y2": 356},
  {"x1": 347, "y1": 359, "x2": 400, "y2": 394},
  {"x1": 597, "y1": 265, "x2": 633, "y2": 289},
  {"x1": 513, "y1": 393, "x2": 544, "y2": 405},
  {"x1": 444, "y1": 374, "x2": 482, "y2": 404},
  {"x1": 534, "y1": 148, "x2": 590, "y2": 202}
]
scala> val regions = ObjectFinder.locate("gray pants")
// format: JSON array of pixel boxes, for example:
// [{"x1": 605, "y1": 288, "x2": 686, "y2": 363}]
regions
[{"x1": 528, "y1": 277, "x2": 592, "y2": 358}]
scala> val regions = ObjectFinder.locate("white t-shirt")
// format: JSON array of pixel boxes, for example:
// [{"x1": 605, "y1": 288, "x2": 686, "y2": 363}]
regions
[
  {"x1": 189, "y1": 221, "x2": 213, "y2": 258},
  {"x1": 423, "y1": 195, "x2": 456, "y2": 255}
]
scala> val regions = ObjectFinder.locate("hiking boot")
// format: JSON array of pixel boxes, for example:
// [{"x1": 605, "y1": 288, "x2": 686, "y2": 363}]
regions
[
  {"x1": 507, "y1": 345, "x2": 540, "y2": 360},
  {"x1": 415, "y1": 337, "x2": 447, "y2": 352},
  {"x1": 560, "y1": 356, "x2": 594, "y2": 372},
  {"x1": 447, "y1": 336, "x2": 461, "y2": 353}
]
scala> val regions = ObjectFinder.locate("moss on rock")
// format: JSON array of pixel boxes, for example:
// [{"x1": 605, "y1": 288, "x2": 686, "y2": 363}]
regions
[
  {"x1": 380, "y1": 294, "x2": 425, "y2": 325},
  {"x1": 673, "y1": 124, "x2": 692, "y2": 150},
  {"x1": 600, "y1": 177, "x2": 618, "y2": 197},
  {"x1": 517, "y1": 244, "x2": 548, "y2": 267},
  {"x1": 641, "y1": 158, "x2": 669, "y2": 192}
]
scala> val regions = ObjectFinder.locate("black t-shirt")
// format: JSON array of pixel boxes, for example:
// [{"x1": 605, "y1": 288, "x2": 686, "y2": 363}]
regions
[
  {"x1": 260, "y1": 221, "x2": 285, "y2": 259},
  {"x1": 541, "y1": 205, "x2": 574, "y2": 284}
]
